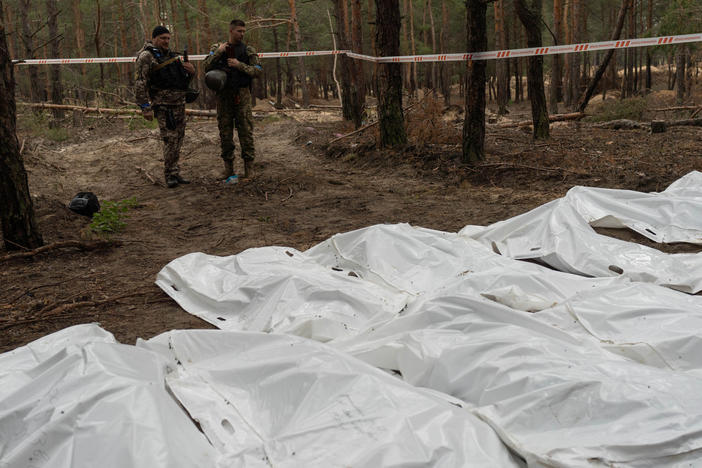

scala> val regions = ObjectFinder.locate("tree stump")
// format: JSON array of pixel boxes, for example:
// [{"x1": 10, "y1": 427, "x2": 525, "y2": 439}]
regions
[{"x1": 651, "y1": 120, "x2": 667, "y2": 133}]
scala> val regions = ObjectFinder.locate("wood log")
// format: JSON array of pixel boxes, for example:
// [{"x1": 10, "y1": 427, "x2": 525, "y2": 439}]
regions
[{"x1": 495, "y1": 112, "x2": 586, "y2": 128}]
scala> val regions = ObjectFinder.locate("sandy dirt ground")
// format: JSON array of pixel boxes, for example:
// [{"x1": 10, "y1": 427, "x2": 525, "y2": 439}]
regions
[{"x1": 2, "y1": 92, "x2": 702, "y2": 352}]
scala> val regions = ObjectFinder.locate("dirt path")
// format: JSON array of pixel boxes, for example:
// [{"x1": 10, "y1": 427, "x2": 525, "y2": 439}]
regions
[{"x1": 3, "y1": 104, "x2": 702, "y2": 352}]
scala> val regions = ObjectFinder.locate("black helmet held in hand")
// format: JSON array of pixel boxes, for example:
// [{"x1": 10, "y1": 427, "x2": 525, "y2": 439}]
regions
[{"x1": 205, "y1": 69, "x2": 227, "y2": 92}]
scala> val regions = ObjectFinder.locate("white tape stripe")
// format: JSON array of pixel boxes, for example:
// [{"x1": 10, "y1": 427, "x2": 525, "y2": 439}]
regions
[{"x1": 13, "y1": 33, "x2": 702, "y2": 65}]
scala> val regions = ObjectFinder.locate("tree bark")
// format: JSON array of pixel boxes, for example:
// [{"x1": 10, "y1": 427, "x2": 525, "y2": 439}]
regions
[
  {"x1": 273, "y1": 27, "x2": 283, "y2": 107},
  {"x1": 19, "y1": 0, "x2": 44, "y2": 103},
  {"x1": 351, "y1": 0, "x2": 366, "y2": 121},
  {"x1": 289, "y1": 0, "x2": 310, "y2": 107},
  {"x1": 47, "y1": 0, "x2": 63, "y2": 118},
  {"x1": 577, "y1": 0, "x2": 629, "y2": 113},
  {"x1": 514, "y1": 0, "x2": 549, "y2": 139},
  {"x1": 645, "y1": 0, "x2": 652, "y2": 91},
  {"x1": 550, "y1": 0, "x2": 563, "y2": 109},
  {"x1": 0, "y1": 2, "x2": 43, "y2": 250},
  {"x1": 71, "y1": 0, "x2": 86, "y2": 77},
  {"x1": 375, "y1": 0, "x2": 406, "y2": 147},
  {"x1": 3, "y1": 3, "x2": 15, "y2": 59},
  {"x1": 408, "y1": 0, "x2": 418, "y2": 97},
  {"x1": 439, "y1": 0, "x2": 451, "y2": 105},
  {"x1": 94, "y1": 0, "x2": 104, "y2": 89},
  {"x1": 462, "y1": 0, "x2": 487, "y2": 164},
  {"x1": 334, "y1": 0, "x2": 354, "y2": 121},
  {"x1": 676, "y1": 46, "x2": 686, "y2": 105},
  {"x1": 495, "y1": 0, "x2": 509, "y2": 115}
]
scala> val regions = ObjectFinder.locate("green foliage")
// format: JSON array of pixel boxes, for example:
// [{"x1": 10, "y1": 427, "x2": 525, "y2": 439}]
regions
[
  {"x1": 128, "y1": 115, "x2": 159, "y2": 130},
  {"x1": 21, "y1": 112, "x2": 70, "y2": 142},
  {"x1": 89, "y1": 197, "x2": 138, "y2": 234},
  {"x1": 584, "y1": 97, "x2": 647, "y2": 123}
]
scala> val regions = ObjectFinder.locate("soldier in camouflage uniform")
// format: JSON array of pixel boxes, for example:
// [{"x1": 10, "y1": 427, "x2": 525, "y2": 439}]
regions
[
  {"x1": 204, "y1": 19, "x2": 263, "y2": 179},
  {"x1": 135, "y1": 26, "x2": 195, "y2": 188}
]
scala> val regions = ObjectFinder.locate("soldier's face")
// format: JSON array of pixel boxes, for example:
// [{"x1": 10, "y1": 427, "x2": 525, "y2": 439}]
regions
[
  {"x1": 153, "y1": 33, "x2": 171, "y2": 50},
  {"x1": 229, "y1": 26, "x2": 246, "y2": 44}
]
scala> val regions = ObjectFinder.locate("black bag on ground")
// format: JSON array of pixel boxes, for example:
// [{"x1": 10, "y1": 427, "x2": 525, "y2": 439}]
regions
[{"x1": 68, "y1": 192, "x2": 100, "y2": 217}]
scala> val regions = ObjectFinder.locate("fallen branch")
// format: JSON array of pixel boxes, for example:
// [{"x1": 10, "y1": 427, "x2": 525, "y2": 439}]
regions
[
  {"x1": 668, "y1": 118, "x2": 702, "y2": 127},
  {"x1": 592, "y1": 119, "x2": 648, "y2": 130},
  {"x1": 281, "y1": 187, "x2": 294, "y2": 203},
  {"x1": 0, "y1": 240, "x2": 120, "y2": 262},
  {"x1": 136, "y1": 166, "x2": 161, "y2": 186},
  {"x1": 18, "y1": 102, "x2": 217, "y2": 117},
  {"x1": 651, "y1": 106, "x2": 702, "y2": 112},
  {"x1": 478, "y1": 162, "x2": 586, "y2": 175},
  {"x1": 495, "y1": 112, "x2": 586, "y2": 128}
]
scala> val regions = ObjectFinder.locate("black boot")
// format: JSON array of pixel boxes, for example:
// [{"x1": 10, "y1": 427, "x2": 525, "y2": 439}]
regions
[
  {"x1": 175, "y1": 174, "x2": 190, "y2": 184},
  {"x1": 166, "y1": 176, "x2": 179, "y2": 188}
]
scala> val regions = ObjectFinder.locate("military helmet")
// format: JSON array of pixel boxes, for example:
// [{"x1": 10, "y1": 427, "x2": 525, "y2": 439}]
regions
[{"x1": 205, "y1": 69, "x2": 227, "y2": 92}]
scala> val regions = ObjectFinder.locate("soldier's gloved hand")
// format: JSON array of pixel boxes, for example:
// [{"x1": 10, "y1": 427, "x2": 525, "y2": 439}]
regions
[
  {"x1": 182, "y1": 61, "x2": 196, "y2": 75},
  {"x1": 142, "y1": 108, "x2": 154, "y2": 121},
  {"x1": 227, "y1": 58, "x2": 241, "y2": 69},
  {"x1": 217, "y1": 43, "x2": 228, "y2": 53}
]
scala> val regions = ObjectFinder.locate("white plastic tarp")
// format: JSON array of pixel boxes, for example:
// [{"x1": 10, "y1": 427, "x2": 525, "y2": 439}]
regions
[
  {"x1": 155, "y1": 246, "x2": 409, "y2": 341},
  {"x1": 0, "y1": 324, "x2": 524, "y2": 468},
  {"x1": 0, "y1": 324, "x2": 217, "y2": 467},
  {"x1": 333, "y1": 288, "x2": 702, "y2": 467},
  {"x1": 566, "y1": 171, "x2": 702, "y2": 244},
  {"x1": 140, "y1": 329, "x2": 524, "y2": 467},
  {"x1": 153, "y1": 222, "x2": 702, "y2": 466},
  {"x1": 462, "y1": 172, "x2": 702, "y2": 292}
]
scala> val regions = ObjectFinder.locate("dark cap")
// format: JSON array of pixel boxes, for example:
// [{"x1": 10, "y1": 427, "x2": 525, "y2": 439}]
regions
[{"x1": 152, "y1": 25, "x2": 170, "y2": 38}]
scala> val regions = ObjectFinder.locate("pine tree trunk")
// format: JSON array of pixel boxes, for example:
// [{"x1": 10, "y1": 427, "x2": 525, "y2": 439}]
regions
[
  {"x1": 375, "y1": 0, "x2": 406, "y2": 147},
  {"x1": 20, "y1": 0, "x2": 44, "y2": 104},
  {"x1": 625, "y1": 0, "x2": 635, "y2": 98},
  {"x1": 570, "y1": 0, "x2": 581, "y2": 106},
  {"x1": 71, "y1": 0, "x2": 86, "y2": 78},
  {"x1": 351, "y1": 0, "x2": 366, "y2": 123},
  {"x1": 334, "y1": 0, "x2": 355, "y2": 122},
  {"x1": 408, "y1": 0, "x2": 418, "y2": 97},
  {"x1": 117, "y1": 1, "x2": 130, "y2": 87},
  {"x1": 462, "y1": 0, "x2": 487, "y2": 164},
  {"x1": 676, "y1": 47, "x2": 686, "y2": 105},
  {"x1": 427, "y1": 0, "x2": 437, "y2": 93},
  {"x1": 3, "y1": 3, "x2": 15, "y2": 59},
  {"x1": 551, "y1": 0, "x2": 563, "y2": 108},
  {"x1": 289, "y1": 0, "x2": 310, "y2": 107},
  {"x1": 495, "y1": 0, "x2": 509, "y2": 115},
  {"x1": 273, "y1": 27, "x2": 283, "y2": 107},
  {"x1": 47, "y1": 0, "x2": 63, "y2": 119},
  {"x1": 645, "y1": 0, "x2": 652, "y2": 91},
  {"x1": 515, "y1": 0, "x2": 549, "y2": 139},
  {"x1": 0, "y1": 3, "x2": 43, "y2": 250},
  {"x1": 563, "y1": 0, "x2": 572, "y2": 106},
  {"x1": 197, "y1": 0, "x2": 212, "y2": 47},
  {"x1": 94, "y1": 0, "x2": 104, "y2": 89},
  {"x1": 439, "y1": 0, "x2": 451, "y2": 105}
]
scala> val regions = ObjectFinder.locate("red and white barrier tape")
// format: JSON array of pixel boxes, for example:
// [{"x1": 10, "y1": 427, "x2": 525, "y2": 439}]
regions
[{"x1": 12, "y1": 33, "x2": 702, "y2": 66}]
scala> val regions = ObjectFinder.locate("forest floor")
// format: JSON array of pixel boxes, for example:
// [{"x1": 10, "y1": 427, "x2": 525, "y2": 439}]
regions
[{"x1": 3, "y1": 88, "x2": 702, "y2": 352}]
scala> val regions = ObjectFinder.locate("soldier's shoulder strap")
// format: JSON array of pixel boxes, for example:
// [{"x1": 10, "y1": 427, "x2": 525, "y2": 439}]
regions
[{"x1": 152, "y1": 55, "x2": 180, "y2": 72}]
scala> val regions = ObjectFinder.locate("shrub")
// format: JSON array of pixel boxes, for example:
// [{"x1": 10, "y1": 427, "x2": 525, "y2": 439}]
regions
[
  {"x1": 89, "y1": 197, "x2": 138, "y2": 234},
  {"x1": 585, "y1": 97, "x2": 647, "y2": 123}
]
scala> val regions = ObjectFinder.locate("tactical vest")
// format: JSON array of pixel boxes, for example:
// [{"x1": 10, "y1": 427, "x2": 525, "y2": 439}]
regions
[
  {"x1": 219, "y1": 42, "x2": 252, "y2": 90},
  {"x1": 147, "y1": 46, "x2": 189, "y2": 92}
]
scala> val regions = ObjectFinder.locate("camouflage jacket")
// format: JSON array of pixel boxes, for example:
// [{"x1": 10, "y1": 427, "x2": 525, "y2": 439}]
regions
[
  {"x1": 134, "y1": 41, "x2": 189, "y2": 107},
  {"x1": 203, "y1": 42, "x2": 263, "y2": 82}
]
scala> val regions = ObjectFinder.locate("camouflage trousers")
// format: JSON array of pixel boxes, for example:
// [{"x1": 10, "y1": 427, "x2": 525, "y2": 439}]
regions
[
  {"x1": 216, "y1": 87, "x2": 255, "y2": 163},
  {"x1": 154, "y1": 104, "x2": 186, "y2": 178}
]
